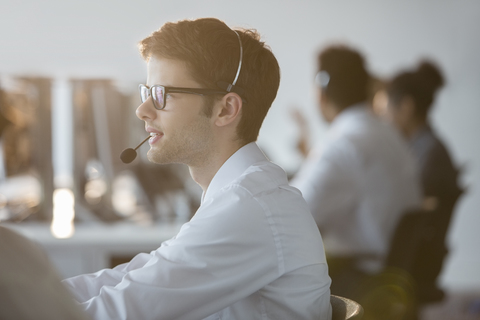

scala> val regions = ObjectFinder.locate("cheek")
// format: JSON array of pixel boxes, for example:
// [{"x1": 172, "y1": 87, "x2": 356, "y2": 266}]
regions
[
  {"x1": 396, "y1": 107, "x2": 411, "y2": 126},
  {"x1": 373, "y1": 91, "x2": 389, "y2": 118},
  {"x1": 383, "y1": 106, "x2": 395, "y2": 123},
  {"x1": 164, "y1": 111, "x2": 210, "y2": 137},
  {"x1": 384, "y1": 103, "x2": 401, "y2": 125},
  {"x1": 390, "y1": 110, "x2": 411, "y2": 135}
]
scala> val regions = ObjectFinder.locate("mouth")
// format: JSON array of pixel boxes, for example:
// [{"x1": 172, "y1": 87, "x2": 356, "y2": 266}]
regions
[{"x1": 148, "y1": 131, "x2": 163, "y2": 145}]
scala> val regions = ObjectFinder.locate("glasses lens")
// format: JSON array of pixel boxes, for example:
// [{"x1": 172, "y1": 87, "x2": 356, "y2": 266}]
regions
[
  {"x1": 151, "y1": 86, "x2": 164, "y2": 110},
  {"x1": 139, "y1": 85, "x2": 149, "y2": 103}
]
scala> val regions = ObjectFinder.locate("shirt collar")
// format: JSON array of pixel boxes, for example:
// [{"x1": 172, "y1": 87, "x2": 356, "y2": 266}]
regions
[
  {"x1": 334, "y1": 102, "x2": 369, "y2": 122},
  {"x1": 329, "y1": 102, "x2": 370, "y2": 132},
  {"x1": 201, "y1": 142, "x2": 268, "y2": 205}
]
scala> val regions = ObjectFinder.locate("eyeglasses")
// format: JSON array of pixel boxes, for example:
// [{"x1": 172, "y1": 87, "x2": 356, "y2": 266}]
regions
[{"x1": 139, "y1": 84, "x2": 228, "y2": 110}]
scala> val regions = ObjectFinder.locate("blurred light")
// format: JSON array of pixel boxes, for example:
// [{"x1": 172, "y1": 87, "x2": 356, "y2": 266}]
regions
[
  {"x1": 84, "y1": 178, "x2": 107, "y2": 205},
  {"x1": 51, "y1": 188, "x2": 75, "y2": 239},
  {"x1": 111, "y1": 173, "x2": 137, "y2": 217},
  {"x1": 112, "y1": 190, "x2": 137, "y2": 217},
  {"x1": 0, "y1": 175, "x2": 42, "y2": 222}
]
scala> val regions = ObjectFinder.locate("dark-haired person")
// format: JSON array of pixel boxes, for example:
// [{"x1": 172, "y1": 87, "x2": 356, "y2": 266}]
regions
[
  {"x1": 63, "y1": 18, "x2": 332, "y2": 320},
  {"x1": 291, "y1": 45, "x2": 421, "y2": 295},
  {"x1": 383, "y1": 60, "x2": 463, "y2": 301},
  {"x1": 385, "y1": 61, "x2": 462, "y2": 210}
]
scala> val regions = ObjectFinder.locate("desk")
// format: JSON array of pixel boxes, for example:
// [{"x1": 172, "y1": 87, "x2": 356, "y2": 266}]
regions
[{"x1": 3, "y1": 221, "x2": 183, "y2": 278}]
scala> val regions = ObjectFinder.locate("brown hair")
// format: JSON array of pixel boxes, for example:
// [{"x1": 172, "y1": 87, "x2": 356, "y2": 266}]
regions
[
  {"x1": 139, "y1": 18, "x2": 280, "y2": 145},
  {"x1": 318, "y1": 45, "x2": 370, "y2": 110},
  {"x1": 387, "y1": 60, "x2": 444, "y2": 121}
]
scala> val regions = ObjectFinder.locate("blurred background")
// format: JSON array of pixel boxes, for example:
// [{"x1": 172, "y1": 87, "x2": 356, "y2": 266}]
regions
[{"x1": 1, "y1": 0, "x2": 479, "y2": 318}]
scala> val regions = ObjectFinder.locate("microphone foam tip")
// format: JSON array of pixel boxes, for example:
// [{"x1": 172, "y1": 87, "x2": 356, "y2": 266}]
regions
[{"x1": 120, "y1": 148, "x2": 137, "y2": 164}]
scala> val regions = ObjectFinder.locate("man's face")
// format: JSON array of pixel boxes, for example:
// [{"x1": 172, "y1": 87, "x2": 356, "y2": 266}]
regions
[{"x1": 136, "y1": 56, "x2": 216, "y2": 167}]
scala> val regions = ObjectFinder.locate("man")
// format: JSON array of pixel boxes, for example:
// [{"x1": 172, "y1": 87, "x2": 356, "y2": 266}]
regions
[
  {"x1": 63, "y1": 18, "x2": 332, "y2": 320},
  {"x1": 291, "y1": 45, "x2": 421, "y2": 295}
]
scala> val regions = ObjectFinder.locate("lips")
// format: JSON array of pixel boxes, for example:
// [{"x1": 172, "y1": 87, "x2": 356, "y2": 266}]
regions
[{"x1": 146, "y1": 127, "x2": 164, "y2": 145}]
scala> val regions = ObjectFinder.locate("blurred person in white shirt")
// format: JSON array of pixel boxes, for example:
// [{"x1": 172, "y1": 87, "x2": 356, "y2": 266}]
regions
[
  {"x1": 63, "y1": 18, "x2": 332, "y2": 320},
  {"x1": 291, "y1": 45, "x2": 421, "y2": 296}
]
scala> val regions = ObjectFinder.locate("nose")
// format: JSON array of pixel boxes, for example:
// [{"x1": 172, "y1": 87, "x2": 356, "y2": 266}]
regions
[{"x1": 136, "y1": 97, "x2": 157, "y2": 121}]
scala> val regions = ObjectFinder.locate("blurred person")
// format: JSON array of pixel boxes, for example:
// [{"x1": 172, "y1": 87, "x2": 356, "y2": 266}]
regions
[
  {"x1": 0, "y1": 226, "x2": 91, "y2": 320},
  {"x1": 384, "y1": 60, "x2": 462, "y2": 212},
  {"x1": 291, "y1": 45, "x2": 421, "y2": 296},
  {"x1": 383, "y1": 60, "x2": 463, "y2": 302},
  {"x1": 63, "y1": 18, "x2": 332, "y2": 320}
]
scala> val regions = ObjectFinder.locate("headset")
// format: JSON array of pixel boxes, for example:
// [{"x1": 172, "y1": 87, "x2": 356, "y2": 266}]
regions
[{"x1": 216, "y1": 30, "x2": 246, "y2": 98}]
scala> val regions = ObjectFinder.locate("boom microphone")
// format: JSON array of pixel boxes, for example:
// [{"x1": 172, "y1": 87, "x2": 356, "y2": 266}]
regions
[{"x1": 120, "y1": 136, "x2": 150, "y2": 164}]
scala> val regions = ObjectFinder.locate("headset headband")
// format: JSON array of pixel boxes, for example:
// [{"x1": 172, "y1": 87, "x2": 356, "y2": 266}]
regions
[
  {"x1": 217, "y1": 29, "x2": 246, "y2": 98},
  {"x1": 230, "y1": 30, "x2": 243, "y2": 87}
]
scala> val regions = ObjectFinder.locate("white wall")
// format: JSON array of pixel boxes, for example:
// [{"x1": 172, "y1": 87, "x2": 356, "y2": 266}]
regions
[{"x1": 1, "y1": 0, "x2": 479, "y2": 291}]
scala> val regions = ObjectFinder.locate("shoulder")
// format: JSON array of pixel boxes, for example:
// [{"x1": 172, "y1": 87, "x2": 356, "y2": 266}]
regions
[
  {"x1": 178, "y1": 161, "x2": 325, "y2": 271},
  {"x1": 326, "y1": 112, "x2": 406, "y2": 162},
  {"x1": 199, "y1": 160, "x2": 308, "y2": 221},
  {"x1": 0, "y1": 226, "x2": 45, "y2": 260},
  {"x1": 204, "y1": 160, "x2": 306, "y2": 213},
  {"x1": 233, "y1": 160, "x2": 290, "y2": 196},
  {"x1": 413, "y1": 128, "x2": 456, "y2": 169}
]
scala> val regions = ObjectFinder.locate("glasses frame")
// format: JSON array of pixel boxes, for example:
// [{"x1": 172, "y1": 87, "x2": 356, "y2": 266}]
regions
[{"x1": 139, "y1": 84, "x2": 228, "y2": 110}]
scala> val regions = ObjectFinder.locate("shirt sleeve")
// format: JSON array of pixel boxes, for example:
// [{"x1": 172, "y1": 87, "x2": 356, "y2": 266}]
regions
[
  {"x1": 62, "y1": 252, "x2": 152, "y2": 303},
  {"x1": 291, "y1": 139, "x2": 358, "y2": 228},
  {"x1": 63, "y1": 187, "x2": 281, "y2": 320}
]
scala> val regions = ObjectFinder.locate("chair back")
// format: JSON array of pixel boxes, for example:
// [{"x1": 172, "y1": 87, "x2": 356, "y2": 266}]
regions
[
  {"x1": 330, "y1": 295, "x2": 364, "y2": 320},
  {"x1": 385, "y1": 209, "x2": 432, "y2": 271},
  {"x1": 385, "y1": 206, "x2": 457, "y2": 303}
]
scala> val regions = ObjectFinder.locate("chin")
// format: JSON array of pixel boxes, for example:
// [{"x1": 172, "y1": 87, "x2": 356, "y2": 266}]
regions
[
  {"x1": 147, "y1": 150, "x2": 167, "y2": 164},
  {"x1": 148, "y1": 148, "x2": 183, "y2": 165}
]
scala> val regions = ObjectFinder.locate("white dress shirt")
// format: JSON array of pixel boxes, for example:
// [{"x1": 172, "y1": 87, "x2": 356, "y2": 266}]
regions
[
  {"x1": 292, "y1": 104, "x2": 421, "y2": 271},
  {"x1": 63, "y1": 142, "x2": 332, "y2": 320}
]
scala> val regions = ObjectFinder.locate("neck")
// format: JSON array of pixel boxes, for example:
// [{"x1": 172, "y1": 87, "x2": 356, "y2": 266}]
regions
[
  {"x1": 403, "y1": 118, "x2": 426, "y2": 139},
  {"x1": 188, "y1": 138, "x2": 244, "y2": 192},
  {"x1": 321, "y1": 102, "x2": 341, "y2": 123}
]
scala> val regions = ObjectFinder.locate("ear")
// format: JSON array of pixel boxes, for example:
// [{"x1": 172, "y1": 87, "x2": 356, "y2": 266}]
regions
[
  {"x1": 214, "y1": 93, "x2": 243, "y2": 127},
  {"x1": 318, "y1": 89, "x2": 337, "y2": 123}
]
